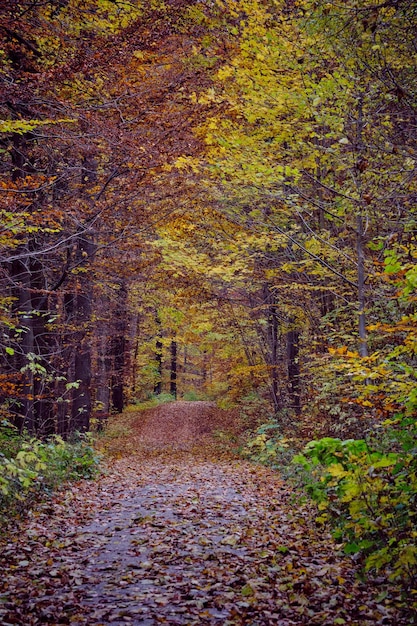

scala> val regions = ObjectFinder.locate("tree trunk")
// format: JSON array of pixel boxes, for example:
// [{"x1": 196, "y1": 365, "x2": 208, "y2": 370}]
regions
[
  {"x1": 170, "y1": 339, "x2": 177, "y2": 398},
  {"x1": 72, "y1": 343, "x2": 92, "y2": 433},
  {"x1": 131, "y1": 313, "x2": 140, "y2": 397},
  {"x1": 263, "y1": 284, "x2": 282, "y2": 413},
  {"x1": 111, "y1": 283, "x2": 127, "y2": 413},
  {"x1": 357, "y1": 214, "x2": 368, "y2": 357},
  {"x1": 71, "y1": 236, "x2": 95, "y2": 432},
  {"x1": 355, "y1": 93, "x2": 368, "y2": 358},
  {"x1": 31, "y1": 254, "x2": 55, "y2": 436},
  {"x1": 71, "y1": 155, "x2": 98, "y2": 431},
  {"x1": 287, "y1": 323, "x2": 301, "y2": 415},
  {"x1": 111, "y1": 332, "x2": 125, "y2": 413},
  {"x1": 94, "y1": 329, "x2": 112, "y2": 429},
  {"x1": 154, "y1": 313, "x2": 162, "y2": 395},
  {"x1": 7, "y1": 134, "x2": 36, "y2": 432},
  {"x1": 11, "y1": 258, "x2": 35, "y2": 433},
  {"x1": 57, "y1": 291, "x2": 74, "y2": 437}
]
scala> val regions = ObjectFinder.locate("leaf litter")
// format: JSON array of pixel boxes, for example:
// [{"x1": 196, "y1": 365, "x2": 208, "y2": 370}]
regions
[{"x1": 0, "y1": 402, "x2": 413, "y2": 624}]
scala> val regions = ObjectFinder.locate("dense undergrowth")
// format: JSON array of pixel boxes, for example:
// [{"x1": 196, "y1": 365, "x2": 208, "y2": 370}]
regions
[
  {"x1": 243, "y1": 414, "x2": 417, "y2": 601},
  {"x1": 241, "y1": 271, "x2": 417, "y2": 596},
  {"x1": 0, "y1": 420, "x2": 100, "y2": 526}
]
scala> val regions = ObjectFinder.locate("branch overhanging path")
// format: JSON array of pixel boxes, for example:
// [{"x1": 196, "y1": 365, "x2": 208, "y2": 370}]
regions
[{"x1": 0, "y1": 402, "x2": 408, "y2": 625}]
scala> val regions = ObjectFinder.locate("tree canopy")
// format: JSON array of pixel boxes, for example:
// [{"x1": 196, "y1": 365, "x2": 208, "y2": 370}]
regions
[{"x1": 1, "y1": 0, "x2": 415, "y2": 434}]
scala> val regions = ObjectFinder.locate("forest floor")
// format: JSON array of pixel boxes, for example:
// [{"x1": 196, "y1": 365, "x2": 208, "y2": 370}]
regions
[{"x1": 0, "y1": 401, "x2": 412, "y2": 625}]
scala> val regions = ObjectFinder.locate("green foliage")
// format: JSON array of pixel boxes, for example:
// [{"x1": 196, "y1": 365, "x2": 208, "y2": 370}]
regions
[
  {"x1": 292, "y1": 421, "x2": 417, "y2": 585},
  {"x1": 0, "y1": 428, "x2": 100, "y2": 522},
  {"x1": 235, "y1": 392, "x2": 274, "y2": 430},
  {"x1": 242, "y1": 422, "x2": 296, "y2": 469},
  {"x1": 0, "y1": 419, "x2": 21, "y2": 458},
  {"x1": 182, "y1": 390, "x2": 207, "y2": 401},
  {"x1": 130, "y1": 392, "x2": 177, "y2": 411},
  {"x1": 152, "y1": 392, "x2": 177, "y2": 405}
]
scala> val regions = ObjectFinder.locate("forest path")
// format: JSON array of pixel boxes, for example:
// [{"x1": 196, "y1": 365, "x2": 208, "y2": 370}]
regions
[{"x1": 0, "y1": 402, "x2": 406, "y2": 625}]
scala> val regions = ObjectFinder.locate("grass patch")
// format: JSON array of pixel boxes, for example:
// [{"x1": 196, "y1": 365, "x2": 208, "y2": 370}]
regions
[{"x1": 130, "y1": 392, "x2": 177, "y2": 410}]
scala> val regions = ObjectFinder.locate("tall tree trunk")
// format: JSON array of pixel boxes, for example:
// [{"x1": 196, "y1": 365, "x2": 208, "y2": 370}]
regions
[
  {"x1": 131, "y1": 313, "x2": 140, "y2": 397},
  {"x1": 57, "y1": 291, "x2": 74, "y2": 437},
  {"x1": 263, "y1": 284, "x2": 282, "y2": 413},
  {"x1": 31, "y1": 254, "x2": 55, "y2": 436},
  {"x1": 72, "y1": 342, "x2": 92, "y2": 433},
  {"x1": 110, "y1": 282, "x2": 127, "y2": 413},
  {"x1": 11, "y1": 258, "x2": 35, "y2": 433},
  {"x1": 154, "y1": 313, "x2": 162, "y2": 395},
  {"x1": 357, "y1": 214, "x2": 368, "y2": 357},
  {"x1": 355, "y1": 93, "x2": 368, "y2": 357},
  {"x1": 71, "y1": 154, "x2": 98, "y2": 432},
  {"x1": 71, "y1": 236, "x2": 95, "y2": 433},
  {"x1": 170, "y1": 339, "x2": 177, "y2": 398},
  {"x1": 95, "y1": 330, "x2": 112, "y2": 424},
  {"x1": 111, "y1": 334, "x2": 125, "y2": 413},
  {"x1": 287, "y1": 322, "x2": 301, "y2": 415},
  {"x1": 7, "y1": 134, "x2": 35, "y2": 431}
]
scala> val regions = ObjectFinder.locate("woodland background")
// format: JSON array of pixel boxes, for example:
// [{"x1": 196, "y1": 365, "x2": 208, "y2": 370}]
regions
[{"x1": 0, "y1": 0, "x2": 416, "y2": 588}]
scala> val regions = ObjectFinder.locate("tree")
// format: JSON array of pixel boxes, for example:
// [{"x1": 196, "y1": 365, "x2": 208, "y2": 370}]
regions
[
  {"x1": 0, "y1": 0, "x2": 213, "y2": 432},
  {"x1": 173, "y1": 0, "x2": 417, "y2": 428},
  {"x1": 1, "y1": 0, "x2": 237, "y2": 430}
]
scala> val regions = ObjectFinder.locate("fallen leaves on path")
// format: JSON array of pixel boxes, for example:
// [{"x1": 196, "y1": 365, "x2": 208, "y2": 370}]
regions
[{"x1": 0, "y1": 403, "x2": 412, "y2": 624}]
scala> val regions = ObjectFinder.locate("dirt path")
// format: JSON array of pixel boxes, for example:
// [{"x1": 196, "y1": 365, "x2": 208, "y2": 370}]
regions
[{"x1": 0, "y1": 402, "x2": 410, "y2": 625}]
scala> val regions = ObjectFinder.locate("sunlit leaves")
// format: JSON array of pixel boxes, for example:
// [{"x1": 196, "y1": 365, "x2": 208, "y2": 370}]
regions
[{"x1": 0, "y1": 119, "x2": 76, "y2": 135}]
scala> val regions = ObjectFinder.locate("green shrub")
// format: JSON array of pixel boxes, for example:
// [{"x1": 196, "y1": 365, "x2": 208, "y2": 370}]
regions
[
  {"x1": 154, "y1": 392, "x2": 177, "y2": 404},
  {"x1": 242, "y1": 422, "x2": 296, "y2": 469},
  {"x1": 292, "y1": 417, "x2": 417, "y2": 586},
  {"x1": 0, "y1": 419, "x2": 21, "y2": 458},
  {"x1": 132, "y1": 392, "x2": 177, "y2": 408},
  {"x1": 236, "y1": 393, "x2": 274, "y2": 431},
  {"x1": 0, "y1": 430, "x2": 100, "y2": 522},
  {"x1": 182, "y1": 390, "x2": 206, "y2": 401}
]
